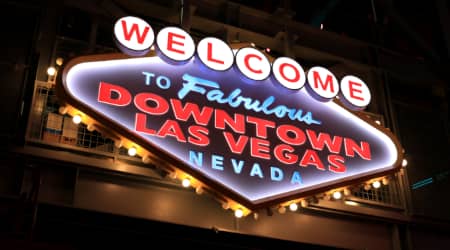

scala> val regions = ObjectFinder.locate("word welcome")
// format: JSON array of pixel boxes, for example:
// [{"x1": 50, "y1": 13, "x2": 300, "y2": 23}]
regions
[{"x1": 114, "y1": 16, "x2": 372, "y2": 111}]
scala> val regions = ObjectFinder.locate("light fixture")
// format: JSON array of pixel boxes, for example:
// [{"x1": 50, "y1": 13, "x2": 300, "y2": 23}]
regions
[
  {"x1": 300, "y1": 199, "x2": 308, "y2": 207},
  {"x1": 277, "y1": 206, "x2": 286, "y2": 214},
  {"x1": 402, "y1": 159, "x2": 408, "y2": 167},
  {"x1": 382, "y1": 178, "x2": 389, "y2": 185},
  {"x1": 114, "y1": 140, "x2": 123, "y2": 148},
  {"x1": 222, "y1": 202, "x2": 230, "y2": 210},
  {"x1": 320, "y1": 23, "x2": 324, "y2": 30},
  {"x1": 56, "y1": 57, "x2": 64, "y2": 66},
  {"x1": 344, "y1": 200, "x2": 359, "y2": 206},
  {"x1": 47, "y1": 66, "x2": 56, "y2": 76},
  {"x1": 375, "y1": 120, "x2": 381, "y2": 125},
  {"x1": 58, "y1": 106, "x2": 68, "y2": 115},
  {"x1": 289, "y1": 203, "x2": 298, "y2": 211},
  {"x1": 195, "y1": 186, "x2": 203, "y2": 194},
  {"x1": 87, "y1": 124, "x2": 95, "y2": 132},
  {"x1": 72, "y1": 114, "x2": 82, "y2": 124},
  {"x1": 372, "y1": 181, "x2": 381, "y2": 189},
  {"x1": 253, "y1": 212, "x2": 259, "y2": 220},
  {"x1": 182, "y1": 178, "x2": 191, "y2": 188},
  {"x1": 142, "y1": 155, "x2": 151, "y2": 164},
  {"x1": 169, "y1": 172, "x2": 177, "y2": 179},
  {"x1": 343, "y1": 188, "x2": 351, "y2": 196},
  {"x1": 364, "y1": 184, "x2": 371, "y2": 191},
  {"x1": 332, "y1": 191, "x2": 342, "y2": 200},
  {"x1": 128, "y1": 147, "x2": 137, "y2": 156},
  {"x1": 234, "y1": 208, "x2": 244, "y2": 218}
]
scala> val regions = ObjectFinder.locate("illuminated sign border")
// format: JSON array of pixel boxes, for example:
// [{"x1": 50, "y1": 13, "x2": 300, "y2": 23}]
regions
[{"x1": 58, "y1": 51, "x2": 403, "y2": 210}]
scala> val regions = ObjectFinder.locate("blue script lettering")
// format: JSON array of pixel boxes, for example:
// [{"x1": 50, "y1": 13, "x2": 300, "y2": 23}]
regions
[{"x1": 179, "y1": 74, "x2": 321, "y2": 125}]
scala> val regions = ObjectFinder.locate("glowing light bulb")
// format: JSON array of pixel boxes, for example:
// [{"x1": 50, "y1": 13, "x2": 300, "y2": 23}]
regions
[
  {"x1": 182, "y1": 178, "x2": 191, "y2": 188},
  {"x1": 234, "y1": 209, "x2": 243, "y2": 218},
  {"x1": 300, "y1": 200, "x2": 308, "y2": 207},
  {"x1": 382, "y1": 178, "x2": 389, "y2": 185},
  {"x1": 58, "y1": 106, "x2": 68, "y2": 115},
  {"x1": 47, "y1": 67, "x2": 56, "y2": 76},
  {"x1": 114, "y1": 140, "x2": 123, "y2": 148},
  {"x1": 72, "y1": 115, "x2": 82, "y2": 124},
  {"x1": 332, "y1": 191, "x2": 342, "y2": 200},
  {"x1": 289, "y1": 203, "x2": 298, "y2": 211},
  {"x1": 128, "y1": 147, "x2": 137, "y2": 156},
  {"x1": 402, "y1": 159, "x2": 408, "y2": 167},
  {"x1": 56, "y1": 57, "x2": 64, "y2": 66},
  {"x1": 142, "y1": 155, "x2": 151, "y2": 164},
  {"x1": 278, "y1": 206, "x2": 286, "y2": 214},
  {"x1": 372, "y1": 181, "x2": 381, "y2": 189},
  {"x1": 375, "y1": 120, "x2": 381, "y2": 125},
  {"x1": 195, "y1": 186, "x2": 203, "y2": 194},
  {"x1": 87, "y1": 124, "x2": 95, "y2": 132}
]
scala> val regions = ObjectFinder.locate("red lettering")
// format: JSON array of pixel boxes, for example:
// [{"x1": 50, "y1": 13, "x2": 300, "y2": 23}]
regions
[
  {"x1": 98, "y1": 82, "x2": 131, "y2": 106},
  {"x1": 299, "y1": 149, "x2": 325, "y2": 171},
  {"x1": 328, "y1": 155, "x2": 346, "y2": 173},
  {"x1": 215, "y1": 109, "x2": 245, "y2": 134},
  {"x1": 223, "y1": 132, "x2": 248, "y2": 154},
  {"x1": 277, "y1": 125, "x2": 307, "y2": 145},
  {"x1": 313, "y1": 71, "x2": 335, "y2": 92},
  {"x1": 246, "y1": 116, "x2": 275, "y2": 139},
  {"x1": 167, "y1": 32, "x2": 185, "y2": 54},
  {"x1": 348, "y1": 80, "x2": 364, "y2": 101},
  {"x1": 188, "y1": 126, "x2": 209, "y2": 146},
  {"x1": 170, "y1": 99, "x2": 213, "y2": 125},
  {"x1": 207, "y1": 42, "x2": 224, "y2": 64},
  {"x1": 244, "y1": 54, "x2": 262, "y2": 74},
  {"x1": 250, "y1": 137, "x2": 270, "y2": 160},
  {"x1": 344, "y1": 139, "x2": 371, "y2": 160},
  {"x1": 274, "y1": 144, "x2": 298, "y2": 164},
  {"x1": 121, "y1": 20, "x2": 150, "y2": 44},
  {"x1": 279, "y1": 63, "x2": 300, "y2": 82},
  {"x1": 156, "y1": 120, "x2": 186, "y2": 142},
  {"x1": 134, "y1": 93, "x2": 169, "y2": 115},
  {"x1": 306, "y1": 130, "x2": 342, "y2": 154},
  {"x1": 135, "y1": 113, "x2": 156, "y2": 135}
]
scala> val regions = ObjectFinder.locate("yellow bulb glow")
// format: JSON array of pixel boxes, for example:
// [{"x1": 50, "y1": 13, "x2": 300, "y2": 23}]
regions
[
  {"x1": 332, "y1": 191, "x2": 342, "y2": 200},
  {"x1": 289, "y1": 203, "x2": 298, "y2": 211},
  {"x1": 47, "y1": 67, "x2": 56, "y2": 76},
  {"x1": 195, "y1": 186, "x2": 203, "y2": 194},
  {"x1": 182, "y1": 178, "x2": 191, "y2": 188},
  {"x1": 402, "y1": 159, "x2": 408, "y2": 167},
  {"x1": 128, "y1": 147, "x2": 137, "y2": 156},
  {"x1": 372, "y1": 181, "x2": 381, "y2": 189},
  {"x1": 344, "y1": 200, "x2": 359, "y2": 206},
  {"x1": 278, "y1": 206, "x2": 286, "y2": 214},
  {"x1": 72, "y1": 115, "x2": 82, "y2": 124},
  {"x1": 234, "y1": 209, "x2": 244, "y2": 218}
]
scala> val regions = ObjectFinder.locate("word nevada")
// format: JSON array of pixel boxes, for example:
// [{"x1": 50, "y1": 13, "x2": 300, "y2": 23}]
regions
[{"x1": 114, "y1": 16, "x2": 371, "y2": 111}]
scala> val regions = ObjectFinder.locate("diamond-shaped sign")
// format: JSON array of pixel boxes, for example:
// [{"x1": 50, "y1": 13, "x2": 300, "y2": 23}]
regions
[{"x1": 59, "y1": 53, "x2": 402, "y2": 209}]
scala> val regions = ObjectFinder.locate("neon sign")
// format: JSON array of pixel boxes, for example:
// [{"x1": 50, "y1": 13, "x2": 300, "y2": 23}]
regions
[{"x1": 58, "y1": 16, "x2": 402, "y2": 210}]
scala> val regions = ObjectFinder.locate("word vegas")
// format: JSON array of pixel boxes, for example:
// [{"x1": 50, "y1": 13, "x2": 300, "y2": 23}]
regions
[{"x1": 114, "y1": 16, "x2": 372, "y2": 110}]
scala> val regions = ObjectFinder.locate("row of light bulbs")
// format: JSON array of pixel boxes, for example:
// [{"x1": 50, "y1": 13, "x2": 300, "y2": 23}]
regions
[{"x1": 62, "y1": 106, "x2": 407, "y2": 219}]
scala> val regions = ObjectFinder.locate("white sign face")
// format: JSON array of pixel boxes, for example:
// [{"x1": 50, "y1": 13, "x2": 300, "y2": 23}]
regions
[
  {"x1": 113, "y1": 16, "x2": 154, "y2": 56},
  {"x1": 272, "y1": 57, "x2": 306, "y2": 90},
  {"x1": 340, "y1": 75, "x2": 371, "y2": 110},
  {"x1": 197, "y1": 37, "x2": 234, "y2": 71},
  {"x1": 156, "y1": 27, "x2": 196, "y2": 62},
  {"x1": 235, "y1": 47, "x2": 271, "y2": 81},
  {"x1": 307, "y1": 66, "x2": 339, "y2": 100}
]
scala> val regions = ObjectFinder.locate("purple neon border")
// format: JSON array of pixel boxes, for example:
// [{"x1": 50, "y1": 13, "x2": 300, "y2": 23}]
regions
[{"x1": 63, "y1": 55, "x2": 401, "y2": 205}]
